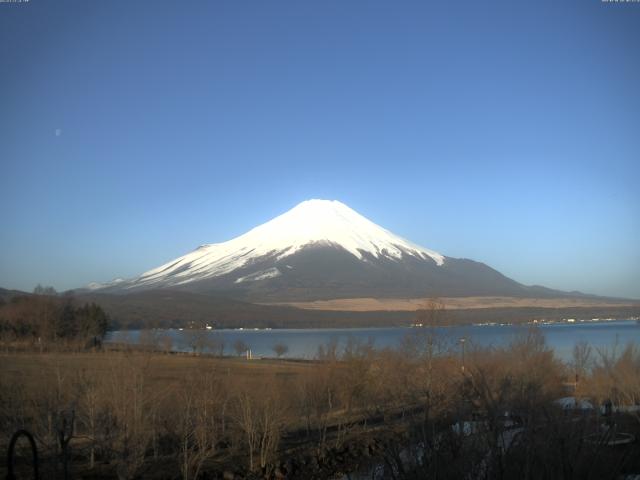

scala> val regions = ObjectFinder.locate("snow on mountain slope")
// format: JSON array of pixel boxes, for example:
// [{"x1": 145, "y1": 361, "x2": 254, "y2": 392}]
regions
[
  {"x1": 106, "y1": 199, "x2": 445, "y2": 290},
  {"x1": 86, "y1": 278, "x2": 125, "y2": 290}
]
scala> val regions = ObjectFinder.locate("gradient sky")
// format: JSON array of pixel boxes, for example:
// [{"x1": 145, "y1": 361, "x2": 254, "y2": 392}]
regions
[{"x1": 1, "y1": 0, "x2": 639, "y2": 298}]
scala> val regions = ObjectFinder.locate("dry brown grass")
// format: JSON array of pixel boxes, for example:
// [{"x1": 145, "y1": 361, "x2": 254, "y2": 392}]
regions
[
  {"x1": 265, "y1": 295, "x2": 638, "y2": 311},
  {"x1": 0, "y1": 351, "x2": 312, "y2": 389},
  {"x1": 2, "y1": 338, "x2": 639, "y2": 479}
]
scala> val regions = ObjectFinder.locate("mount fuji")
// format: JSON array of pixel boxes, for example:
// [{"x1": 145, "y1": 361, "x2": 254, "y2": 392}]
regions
[{"x1": 90, "y1": 199, "x2": 570, "y2": 302}]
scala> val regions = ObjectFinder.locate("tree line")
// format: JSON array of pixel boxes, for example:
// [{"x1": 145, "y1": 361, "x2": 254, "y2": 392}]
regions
[{"x1": 0, "y1": 285, "x2": 109, "y2": 347}]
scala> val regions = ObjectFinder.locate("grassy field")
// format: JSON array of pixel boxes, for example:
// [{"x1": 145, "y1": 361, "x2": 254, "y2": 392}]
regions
[
  {"x1": 2, "y1": 343, "x2": 640, "y2": 479},
  {"x1": 0, "y1": 351, "x2": 319, "y2": 479},
  {"x1": 0, "y1": 350, "x2": 312, "y2": 391}
]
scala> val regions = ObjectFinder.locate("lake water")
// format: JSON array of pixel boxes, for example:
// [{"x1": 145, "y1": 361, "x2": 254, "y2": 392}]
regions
[{"x1": 106, "y1": 319, "x2": 640, "y2": 362}]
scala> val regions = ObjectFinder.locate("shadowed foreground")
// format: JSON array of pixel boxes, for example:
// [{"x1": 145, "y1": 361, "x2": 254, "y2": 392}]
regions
[{"x1": 1, "y1": 330, "x2": 640, "y2": 479}]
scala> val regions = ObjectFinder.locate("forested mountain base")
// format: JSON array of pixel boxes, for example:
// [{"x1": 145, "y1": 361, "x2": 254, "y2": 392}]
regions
[{"x1": 79, "y1": 289, "x2": 640, "y2": 330}]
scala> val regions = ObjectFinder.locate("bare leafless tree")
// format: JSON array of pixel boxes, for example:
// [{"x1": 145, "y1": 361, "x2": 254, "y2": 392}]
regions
[
  {"x1": 234, "y1": 339, "x2": 249, "y2": 357},
  {"x1": 272, "y1": 342, "x2": 288, "y2": 358},
  {"x1": 104, "y1": 355, "x2": 155, "y2": 480},
  {"x1": 177, "y1": 372, "x2": 221, "y2": 480}
]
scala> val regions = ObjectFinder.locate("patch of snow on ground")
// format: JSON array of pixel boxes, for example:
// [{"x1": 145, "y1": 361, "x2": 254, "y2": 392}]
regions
[{"x1": 234, "y1": 268, "x2": 281, "y2": 284}]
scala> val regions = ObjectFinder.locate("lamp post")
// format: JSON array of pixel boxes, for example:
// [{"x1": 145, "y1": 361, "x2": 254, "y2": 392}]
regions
[{"x1": 460, "y1": 337, "x2": 466, "y2": 373}]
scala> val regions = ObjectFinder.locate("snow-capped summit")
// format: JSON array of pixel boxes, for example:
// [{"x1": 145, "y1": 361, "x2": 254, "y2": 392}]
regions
[
  {"x1": 213, "y1": 199, "x2": 445, "y2": 265},
  {"x1": 92, "y1": 199, "x2": 532, "y2": 300},
  {"x1": 112, "y1": 199, "x2": 443, "y2": 290},
  {"x1": 267, "y1": 199, "x2": 444, "y2": 265}
]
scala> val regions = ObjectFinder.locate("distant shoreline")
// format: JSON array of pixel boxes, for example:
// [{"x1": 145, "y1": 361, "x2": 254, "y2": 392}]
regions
[{"x1": 105, "y1": 315, "x2": 640, "y2": 333}]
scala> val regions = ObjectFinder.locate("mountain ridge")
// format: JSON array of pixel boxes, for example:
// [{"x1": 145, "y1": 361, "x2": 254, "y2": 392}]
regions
[{"x1": 87, "y1": 199, "x2": 596, "y2": 302}]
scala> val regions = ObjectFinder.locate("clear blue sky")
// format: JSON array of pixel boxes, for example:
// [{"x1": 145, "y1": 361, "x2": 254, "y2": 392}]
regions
[{"x1": 1, "y1": 1, "x2": 638, "y2": 298}]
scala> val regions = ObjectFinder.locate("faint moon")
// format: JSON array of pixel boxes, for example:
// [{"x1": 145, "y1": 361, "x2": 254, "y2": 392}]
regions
[{"x1": 55, "y1": 128, "x2": 62, "y2": 137}]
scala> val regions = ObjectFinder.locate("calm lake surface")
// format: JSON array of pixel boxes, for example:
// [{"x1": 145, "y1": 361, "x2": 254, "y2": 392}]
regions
[{"x1": 107, "y1": 319, "x2": 640, "y2": 362}]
